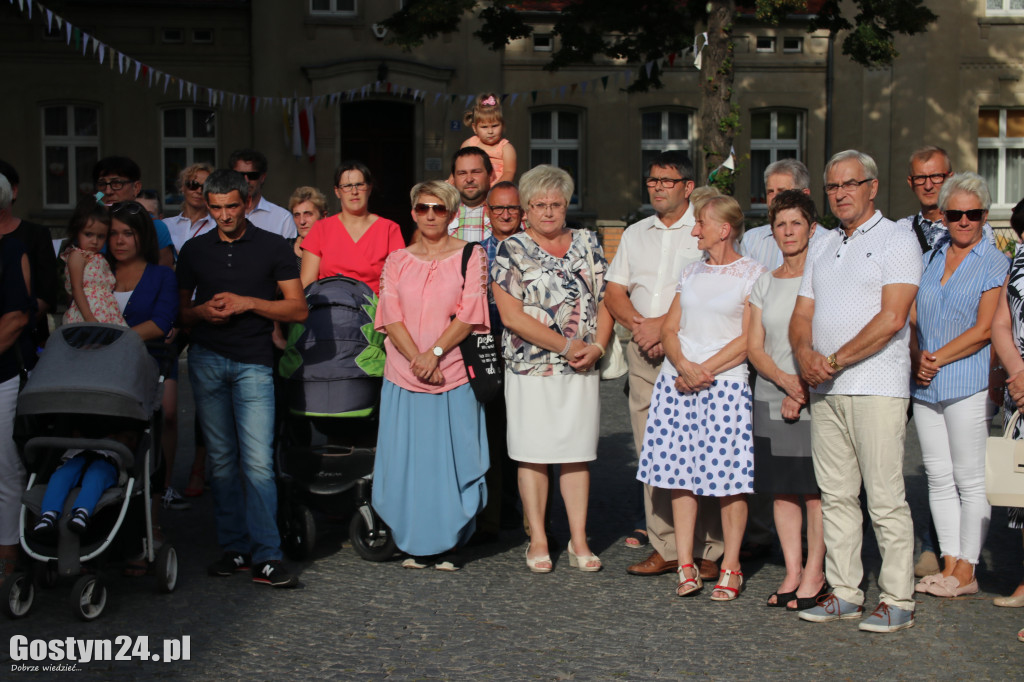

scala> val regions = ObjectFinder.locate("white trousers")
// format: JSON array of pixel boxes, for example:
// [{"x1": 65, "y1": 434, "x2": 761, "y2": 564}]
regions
[
  {"x1": 0, "y1": 376, "x2": 25, "y2": 545},
  {"x1": 912, "y1": 391, "x2": 991, "y2": 565}
]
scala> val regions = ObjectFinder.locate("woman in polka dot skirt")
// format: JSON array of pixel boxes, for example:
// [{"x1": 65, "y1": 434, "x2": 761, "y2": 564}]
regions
[{"x1": 636, "y1": 194, "x2": 767, "y2": 601}]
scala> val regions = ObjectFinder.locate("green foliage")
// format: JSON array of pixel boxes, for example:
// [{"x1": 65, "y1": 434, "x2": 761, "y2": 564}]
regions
[
  {"x1": 808, "y1": 0, "x2": 937, "y2": 66},
  {"x1": 382, "y1": 0, "x2": 478, "y2": 50}
]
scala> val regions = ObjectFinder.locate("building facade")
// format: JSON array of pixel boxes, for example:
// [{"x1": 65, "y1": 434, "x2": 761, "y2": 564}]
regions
[{"x1": 1, "y1": 0, "x2": 1022, "y2": 236}]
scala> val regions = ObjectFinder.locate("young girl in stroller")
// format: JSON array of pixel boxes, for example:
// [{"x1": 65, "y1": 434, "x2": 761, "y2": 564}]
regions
[{"x1": 32, "y1": 424, "x2": 138, "y2": 539}]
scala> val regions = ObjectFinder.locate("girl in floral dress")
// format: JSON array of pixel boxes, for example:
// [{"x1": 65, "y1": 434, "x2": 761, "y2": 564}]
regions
[{"x1": 61, "y1": 198, "x2": 125, "y2": 326}]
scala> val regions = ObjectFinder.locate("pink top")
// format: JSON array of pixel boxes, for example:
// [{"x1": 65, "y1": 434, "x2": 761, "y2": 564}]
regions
[
  {"x1": 301, "y1": 215, "x2": 404, "y2": 295},
  {"x1": 375, "y1": 246, "x2": 490, "y2": 394},
  {"x1": 466, "y1": 135, "x2": 510, "y2": 184},
  {"x1": 61, "y1": 246, "x2": 126, "y2": 326}
]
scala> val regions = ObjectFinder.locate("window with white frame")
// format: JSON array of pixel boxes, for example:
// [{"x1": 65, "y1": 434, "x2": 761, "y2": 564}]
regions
[
  {"x1": 978, "y1": 108, "x2": 1024, "y2": 207},
  {"x1": 749, "y1": 109, "x2": 803, "y2": 206},
  {"x1": 987, "y1": 0, "x2": 1024, "y2": 15},
  {"x1": 41, "y1": 105, "x2": 100, "y2": 208},
  {"x1": 530, "y1": 110, "x2": 582, "y2": 208},
  {"x1": 162, "y1": 107, "x2": 216, "y2": 209},
  {"x1": 640, "y1": 109, "x2": 693, "y2": 203},
  {"x1": 310, "y1": 0, "x2": 356, "y2": 15}
]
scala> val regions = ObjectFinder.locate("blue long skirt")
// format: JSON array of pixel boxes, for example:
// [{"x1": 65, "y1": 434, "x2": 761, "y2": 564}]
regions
[{"x1": 373, "y1": 381, "x2": 489, "y2": 556}]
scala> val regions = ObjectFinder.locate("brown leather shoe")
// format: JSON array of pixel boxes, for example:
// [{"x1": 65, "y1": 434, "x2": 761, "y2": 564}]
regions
[
  {"x1": 627, "y1": 550, "x2": 677, "y2": 576},
  {"x1": 699, "y1": 558, "x2": 720, "y2": 580}
]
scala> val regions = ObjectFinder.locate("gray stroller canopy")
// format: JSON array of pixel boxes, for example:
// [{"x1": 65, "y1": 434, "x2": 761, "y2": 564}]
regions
[{"x1": 17, "y1": 323, "x2": 161, "y2": 421}]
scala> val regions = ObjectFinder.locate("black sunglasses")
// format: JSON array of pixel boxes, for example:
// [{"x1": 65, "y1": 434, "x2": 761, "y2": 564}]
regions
[
  {"x1": 239, "y1": 171, "x2": 262, "y2": 181},
  {"x1": 944, "y1": 208, "x2": 985, "y2": 223},
  {"x1": 111, "y1": 201, "x2": 146, "y2": 217},
  {"x1": 184, "y1": 180, "x2": 204, "y2": 191}
]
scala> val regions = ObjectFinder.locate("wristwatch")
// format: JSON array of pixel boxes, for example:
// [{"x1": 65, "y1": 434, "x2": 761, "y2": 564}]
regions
[
  {"x1": 827, "y1": 352, "x2": 842, "y2": 372},
  {"x1": 432, "y1": 345, "x2": 444, "y2": 358}
]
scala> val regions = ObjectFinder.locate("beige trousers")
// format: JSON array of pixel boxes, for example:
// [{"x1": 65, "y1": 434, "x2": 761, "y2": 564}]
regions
[
  {"x1": 810, "y1": 393, "x2": 915, "y2": 610},
  {"x1": 628, "y1": 340, "x2": 722, "y2": 562}
]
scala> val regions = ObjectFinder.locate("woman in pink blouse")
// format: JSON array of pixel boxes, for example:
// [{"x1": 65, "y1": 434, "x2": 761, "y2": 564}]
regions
[
  {"x1": 300, "y1": 160, "x2": 404, "y2": 295},
  {"x1": 372, "y1": 180, "x2": 490, "y2": 571}
]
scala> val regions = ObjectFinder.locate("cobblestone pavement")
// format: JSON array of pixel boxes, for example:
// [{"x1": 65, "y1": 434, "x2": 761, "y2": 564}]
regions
[{"x1": 1, "y1": 372, "x2": 1022, "y2": 680}]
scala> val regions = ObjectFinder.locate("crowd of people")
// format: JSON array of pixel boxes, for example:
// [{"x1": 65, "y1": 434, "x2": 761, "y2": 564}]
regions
[{"x1": 1, "y1": 96, "x2": 1024, "y2": 640}]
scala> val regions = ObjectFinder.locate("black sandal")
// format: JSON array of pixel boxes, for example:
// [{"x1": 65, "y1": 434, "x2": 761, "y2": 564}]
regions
[
  {"x1": 766, "y1": 590, "x2": 797, "y2": 608},
  {"x1": 624, "y1": 529, "x2": 649, "y2": 549},
  {"x1": 786, "y1": 582, "x2": 830, "y2": 611}
]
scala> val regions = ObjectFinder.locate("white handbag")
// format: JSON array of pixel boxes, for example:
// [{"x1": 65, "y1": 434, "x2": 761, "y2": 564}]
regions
[
  {"x1": 986, "y1": 411, "x2": 1024, "y2": 507},
  {"x1": 599, "y1": 332, "x2": 628, "y2": 381}
]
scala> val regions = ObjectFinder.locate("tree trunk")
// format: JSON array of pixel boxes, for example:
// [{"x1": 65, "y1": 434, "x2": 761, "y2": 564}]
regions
[{"x1": 698, "y1": 0, "x2": 737, "y2": 193}]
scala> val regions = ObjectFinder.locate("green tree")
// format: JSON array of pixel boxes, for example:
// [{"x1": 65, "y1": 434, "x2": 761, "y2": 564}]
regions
[{"x1": 384, "y1": 1, "x2": 936, "y2": 192}]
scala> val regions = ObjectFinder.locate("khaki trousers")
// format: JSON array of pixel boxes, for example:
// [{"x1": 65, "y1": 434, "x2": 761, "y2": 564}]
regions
[
  {"x1": 810, "y1": 393, "x2": 915, "y2": 609},
  {"x1": 627, "y1": 340, "x2": 722, "y2": 562}
]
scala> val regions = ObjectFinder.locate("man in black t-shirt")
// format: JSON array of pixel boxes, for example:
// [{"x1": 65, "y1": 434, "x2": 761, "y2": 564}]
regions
[{"x1": 177, "y1": 170, "x2": 306, "y2": 588}]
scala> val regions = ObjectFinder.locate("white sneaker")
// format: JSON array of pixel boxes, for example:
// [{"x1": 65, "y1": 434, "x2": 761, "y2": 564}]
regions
[{"x1": 162, "y1": 487, "x2": 191, "y2": 510}]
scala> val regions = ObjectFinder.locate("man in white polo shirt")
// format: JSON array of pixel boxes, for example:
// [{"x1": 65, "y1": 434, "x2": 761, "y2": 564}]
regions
[
  {"x1": 605, "y1": 151, "x2": 717, "y2": 578},
  {"x1": 790, "y1": 150, "x2": 922, "y2": 632}
]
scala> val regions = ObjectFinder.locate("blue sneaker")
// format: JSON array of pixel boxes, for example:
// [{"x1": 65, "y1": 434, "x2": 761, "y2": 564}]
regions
[
  {"x1": 798, "y1": 593, "x2": 864, "y2": 622},
  {"x1": 858, "y1": 602, "x2": 915, "y2": 632}
]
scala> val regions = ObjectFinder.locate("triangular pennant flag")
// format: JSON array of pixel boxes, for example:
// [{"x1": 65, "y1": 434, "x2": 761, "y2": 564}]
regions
[
  {"x1": 98, "y1": 43, "x2": 105, "y2": 64},
  {"x1": 26, "y1": 0, "x2": 31, "y2": 19},
  {"x1": 694, "y1": 32, "x2": 708, "y2": 70},
  {"x1": 81, "y1": 33, "x2": 89, "y2": 56},
  {"x1": 668, "y1": 52, "x2": 677, "y2": 67},
  {"x1": 580, "y1": 82, "x2": 587, "y2": 95},
  {"x1": 434, "y1": 92, "x2": 441, "y2": 105},
  {"x1": 510, "y1": 93, "x2": 518, "y2": 106},
  {"x1": 163, "y1": 73, "x2": 170, "y2": 93},
  {"x1": 135, "y1": 61, "x2": 141, "y2": 80},
  {"x1": 118, "y1": 53, "x2": 124, "y2": 73},
  {"x1": 531, "y1": 90, "x2": 538, "y2": 103},
  {"x1": 571, "y1": 83, "x2": 578, "y2": 94},
  {"x1": 464, "y1": 94, "x2": 473, "y2": 108},
  {"x1": 46, "y1": 8, "x2": 52, "y2": 31},
  {"x1": 192, "y1": 86, "x2": 197, "y2": 103},
  {"x1": 56, "y1": 15, "x2": 62, "y2": 31},
  {"x1": 559, "y1": 85, "x2": 567, "y2": 97},
  {"x1": 601, "y1": 75, "x2": 609, "y2": 90},
  {"x1": 179, "y1": 80, "x2": 184, "y2": 99},
  {"x1": 645, "y1": 61, "x2": 654, "y2": 78},
  {"x1": 146, "y1": 66, "x2": 152, "y2": 86}
]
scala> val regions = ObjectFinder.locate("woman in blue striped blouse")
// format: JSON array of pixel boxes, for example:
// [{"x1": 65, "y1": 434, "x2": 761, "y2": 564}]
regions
[{"x1": 910, "y1": 172, "x2": 1009, "y2": 598}]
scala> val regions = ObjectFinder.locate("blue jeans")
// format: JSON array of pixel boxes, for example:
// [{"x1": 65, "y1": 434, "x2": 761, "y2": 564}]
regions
[
  {"x1": 188, "y1": 345, "x2": 281, "y2": 563},
  {"x1": 42, "y1": 455, "x2": 117, "y2": 515}
]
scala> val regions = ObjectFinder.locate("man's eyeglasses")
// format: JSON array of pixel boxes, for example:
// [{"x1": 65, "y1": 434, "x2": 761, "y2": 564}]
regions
[
  {"x1": 413, "y1": 203, "x2": 449, "y2": 217},
  {"x1": 910, "y1": 173, "x2": 950, "y2": 187},
  {"x1": 824, "y1": 178, "x2": 872, "y2": 194},
  {"x1": 644, "y1": 176, "x2": 689, "y2": 188},
  {"x1": 184, "y1": 180, "x2": 204, "y2": 191},
  {"x1": 944, "y1": 208, "x2": 986, "y2": 223},
  {"x1": 238, "y1": 171, "x2": 262, "y2": 181},
  {"x1": 337, "y1": 182, "x2": 368, "y2": 193},
  {"x1": 96, "y1": 178, "x2": 130, "y2": 191},
  {"x1": 488, "y1": 205, "x2": 522, "y2": 215}
]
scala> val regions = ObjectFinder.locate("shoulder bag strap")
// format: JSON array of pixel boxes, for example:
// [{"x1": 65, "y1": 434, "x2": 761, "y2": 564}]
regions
[{"x1": 912, "y1": 214, "x2": 931, "y2": 254}]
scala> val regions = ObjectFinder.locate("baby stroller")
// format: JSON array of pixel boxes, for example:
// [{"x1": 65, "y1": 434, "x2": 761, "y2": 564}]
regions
[
  {"x1": 1, "y1": 323, "x2": 177, "y2": 621},
  {"x1": 276, "y1": 275, "x2": 396, "y2": 562}
]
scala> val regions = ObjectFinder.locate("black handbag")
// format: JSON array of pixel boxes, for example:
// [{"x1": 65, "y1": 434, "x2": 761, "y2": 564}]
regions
[{"x1": 455, "y1": 243, "x2": 504, "y2": 403}]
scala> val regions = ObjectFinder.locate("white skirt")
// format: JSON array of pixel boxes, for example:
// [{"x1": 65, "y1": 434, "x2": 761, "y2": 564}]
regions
[{"x1": 505, "y1": 370, "x2": 599, "y2": 463}]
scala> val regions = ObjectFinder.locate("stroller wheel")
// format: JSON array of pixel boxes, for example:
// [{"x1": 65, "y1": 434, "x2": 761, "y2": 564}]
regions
[
  {"x1": 349, "y1": 505, "x2": 397, "y2": 562},
  {"x1": 70, "y1": 576, "x2": 107, "y2": 621},
  {"x1": 0, "y1": 572, "x2": 34, "y2": 619},
  {"x1": 283, "y1": 504, "x2": 316, "y2": 561},
  {"x1": 155, "y1": 544, "x2": 178, "y2": 593}
]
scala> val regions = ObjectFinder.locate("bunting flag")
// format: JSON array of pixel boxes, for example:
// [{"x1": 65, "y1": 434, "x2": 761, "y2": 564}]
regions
[{"x1": 15, "y1": 0, "x2": 702, "y2": 115}]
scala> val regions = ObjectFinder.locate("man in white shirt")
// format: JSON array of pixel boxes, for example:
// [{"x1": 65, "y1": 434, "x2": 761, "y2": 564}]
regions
[
  {"x1": 894, "y1": 145, "x2": 994, "y2": 254},
  {"x1": 791, "y1": 150, "x2": 922, "y2": 633},
  {"x1": 741, "y1": 158, "x2": 823, "y2": 270},
  {"x1": 448, "y1": 147, "x2": 492, "y2": 242},
  {"x1": 605, "y1": 151, "x2": 719, "y2": 578},
  {"x1": 230, "y1": 149, "x2": 296, "y2": 239}
]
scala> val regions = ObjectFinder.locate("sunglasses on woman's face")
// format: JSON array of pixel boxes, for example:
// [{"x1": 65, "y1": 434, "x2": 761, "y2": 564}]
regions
[
  {"x1": 185, "y1": 180, "x2": 204, "y2": 191},
  {"x1": 944, "y1": 208, "x2": 985, "y2": 223},
  {"x1": 413, "y1": 203, "x2": 449, "y2": 218}
]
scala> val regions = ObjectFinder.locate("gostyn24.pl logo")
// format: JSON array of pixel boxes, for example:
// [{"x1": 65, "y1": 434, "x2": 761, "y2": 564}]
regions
[{"x1": 10, "y1": 635, "x2": 190, "y2": 669}]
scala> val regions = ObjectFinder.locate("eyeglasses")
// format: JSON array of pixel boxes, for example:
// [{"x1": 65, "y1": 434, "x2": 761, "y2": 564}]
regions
[
  {"x1": 337, "y1": 182, "x2": 368, "y2": 193},
  {"x1": 96, "y1": 178, "x2": 130, "y2": 191},
  {"x1": 910, "y1": 173, "x2": 950, "y2": 186},
  {"x1": 824, "y1": 178, "x2": 872, "y2": 194},
  {"x1": 644, "y1": 176, "x2": 689, "y2": 188},
  {"x1": 944, "y1": 208, "x2": 986, "y2": 223},
  {"x1": 238, "y1": 171, "x2": 262, "y2": 181},
  {"x1": 184, "y1": 180, "x2": 204, "y2": 191},
  {"x1": 413, "y1": 203, "x2": 449, "y2": 217},
  {"x1": 529, "y1": 201, "x2": 565, "y2": 213},
  {"x1": 488, "y1": 205, "x2": 522, "y2": 215},
  {"x1": 111, "y1": 201, "x2": 145, "y2": 216}
]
